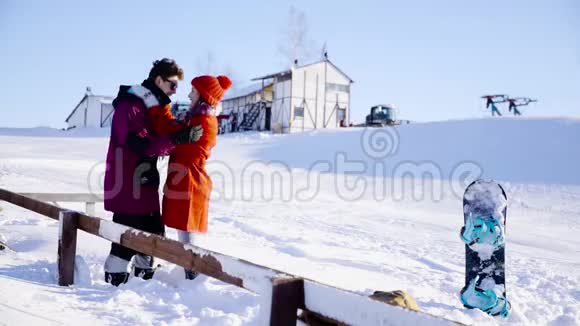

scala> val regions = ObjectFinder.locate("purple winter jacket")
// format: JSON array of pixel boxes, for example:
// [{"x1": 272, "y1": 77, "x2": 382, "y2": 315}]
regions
[{"x1": 104, "y1": 87, "x2": 175, "y2": 215}]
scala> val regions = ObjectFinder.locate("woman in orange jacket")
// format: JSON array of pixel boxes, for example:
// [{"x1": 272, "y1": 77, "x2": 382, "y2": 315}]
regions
[{"x1": 148, "y1": 75, "x2": 232, "y2": 279}]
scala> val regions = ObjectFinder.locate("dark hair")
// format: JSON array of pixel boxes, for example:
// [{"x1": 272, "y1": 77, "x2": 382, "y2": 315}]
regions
[{"x1": 148, "y1": 58, "x2": 184, "y2": 81}]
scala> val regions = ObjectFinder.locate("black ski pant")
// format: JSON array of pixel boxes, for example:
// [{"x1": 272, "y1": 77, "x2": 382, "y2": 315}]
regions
[{"x1": 109, "y1": 212, "x2": 165, "y2": 268}]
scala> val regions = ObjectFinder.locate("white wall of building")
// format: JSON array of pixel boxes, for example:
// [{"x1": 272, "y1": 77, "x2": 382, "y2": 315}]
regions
[
  {"x1": 290, "y1": 63, "x2": 324, "y2": 132},
  {"x1": 323, "y1": 62, "x2": 351, "y2": 128},
  {"x1": 281, "y1": 61, "x2": 351, "y2": 133},
  {"x1": 271, "y1": 78, "x2": 292, "y2": 132},
  {"x1": 99, "y1": 100, "x2": 114, "y2": 127},
  {"x1": 66, "y1": 95, "x2": 113, "y2": 129},
  {"x1": 85, "y1": 96, "x2": 100, "y2": 128},
  {"x1": 66, "y1": 97, "x2": 88, "y2": 129}
]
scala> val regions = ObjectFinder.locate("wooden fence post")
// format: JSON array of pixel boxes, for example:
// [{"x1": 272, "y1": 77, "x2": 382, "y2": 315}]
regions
[
  {"x1": 270, "y1": 277, "x2": 304, "y2": 326},
  {"x1": 58, "y1": 210, "x2": 78, "y2": 286}
]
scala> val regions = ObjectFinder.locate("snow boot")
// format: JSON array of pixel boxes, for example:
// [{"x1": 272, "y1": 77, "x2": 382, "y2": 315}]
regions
[
  {"x1": 185, "y1": 269, "x2": 199, "y2": 280},
  {"x1": 134, "y1": 267, "x2": 155, "y2": 280},
  {"x1": 105, "y1": 271, "x2": 130, "y2": 287}
]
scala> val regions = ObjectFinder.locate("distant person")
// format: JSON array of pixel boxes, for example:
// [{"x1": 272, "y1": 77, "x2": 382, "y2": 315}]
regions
[
  {"x1": 103, "y1": 58, "x2": 203, "y2": 286},
  {"x1": 486, "y1": 97, "x2": 502, "y2": 117},
  {"x1": 508, "y1": 99, "x2": 522, "y2": 116},
  {"x1": 231, "y1": 113, "x2": 238, "y2": 132},
  {"x1": 146, "y1": 75, "x2": 231, "y2": 280}
]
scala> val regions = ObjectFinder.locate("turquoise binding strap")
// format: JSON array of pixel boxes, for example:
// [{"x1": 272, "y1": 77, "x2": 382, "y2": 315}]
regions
[
  {"x1": 460, "y1": 213, "x2": 505, "y2": 247},
  {"x1": 461, "y1": 275, "x2": 512, "y2": 318}
]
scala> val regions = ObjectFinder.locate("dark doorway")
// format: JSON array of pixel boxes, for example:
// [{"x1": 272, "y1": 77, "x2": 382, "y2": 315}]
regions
[{"x1": 264, "y1": 106, "x2": 272, "y2": 131}]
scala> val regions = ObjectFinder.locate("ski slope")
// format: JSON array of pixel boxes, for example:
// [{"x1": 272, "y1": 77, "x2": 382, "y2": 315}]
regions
[{"x1": 1, "y1": 117, "x2": 579, "y2": 325}]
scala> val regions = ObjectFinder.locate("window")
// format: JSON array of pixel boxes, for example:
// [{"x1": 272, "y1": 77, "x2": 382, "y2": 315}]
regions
[
  {"x1": 326, "y1": 83, "x2": 349, "y2": 93},
  {"x1": 294, "y1": 106, "x2": 304, "y2": 118}
]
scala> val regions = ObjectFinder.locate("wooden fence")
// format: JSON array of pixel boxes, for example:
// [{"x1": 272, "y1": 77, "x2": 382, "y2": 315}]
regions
[
  {"x1": 0, "y1": 188, "x2": 460, "y2": 326},
  {"x1": 18, "y1": 192, "x2": 102, "y2": 216}
]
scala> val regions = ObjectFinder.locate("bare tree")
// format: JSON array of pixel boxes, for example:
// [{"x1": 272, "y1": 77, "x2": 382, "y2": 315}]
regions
[
  {"x1": 277, "y1": 6, "x2": 318, "y2": 66},
  {"x1": 195, "y1": 50, "x2": 216, "y2": 75}
]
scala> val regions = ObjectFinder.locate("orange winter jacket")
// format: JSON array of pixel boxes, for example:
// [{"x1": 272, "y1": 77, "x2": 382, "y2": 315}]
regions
[
  {"x1": 148, "y1": 104, "x2": 217, "y2": 232},
  {"x1": 148, "y1": 105, "x2": 183, "y2": 134}
]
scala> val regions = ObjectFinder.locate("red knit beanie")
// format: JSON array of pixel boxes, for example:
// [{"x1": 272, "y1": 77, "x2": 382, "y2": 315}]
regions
[{"x1": 191, "y1": 75, "x2": 232, "y2": 106}]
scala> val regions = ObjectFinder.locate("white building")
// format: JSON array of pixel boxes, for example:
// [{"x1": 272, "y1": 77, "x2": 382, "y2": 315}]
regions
[
  {"x1": 220, "y1": 58, "x2": 353, "y2": 134},
  {"x1": 65, "y1": 88, "x2": 114, "y2": 130},
  {"x1": 253, "y1": 58, "x2": 353, "y2": 133}
]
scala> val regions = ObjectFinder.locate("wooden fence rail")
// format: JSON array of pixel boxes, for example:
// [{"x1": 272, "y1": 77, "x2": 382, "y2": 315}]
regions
[
  {"x1": 0, "y1": 188, "x2": 460, "y2": 326},
  {"x1": 18, "y1": 192, "x2": 103, "y2": 216}
]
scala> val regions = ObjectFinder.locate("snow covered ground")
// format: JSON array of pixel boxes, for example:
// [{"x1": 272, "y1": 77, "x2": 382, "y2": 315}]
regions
[{"x1": 1, "y1": 117, "x2": 579, "y2": 325}]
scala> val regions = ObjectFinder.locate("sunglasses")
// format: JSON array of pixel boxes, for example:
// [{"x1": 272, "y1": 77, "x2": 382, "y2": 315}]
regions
[{"x1": 163, "y1": 77, "x2": 178, "y2": 91}]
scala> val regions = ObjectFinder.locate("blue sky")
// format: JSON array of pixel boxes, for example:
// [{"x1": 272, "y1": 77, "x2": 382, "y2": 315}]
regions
[{"x1": 0, "y1": 0, "x2": 578, "y2": 128}]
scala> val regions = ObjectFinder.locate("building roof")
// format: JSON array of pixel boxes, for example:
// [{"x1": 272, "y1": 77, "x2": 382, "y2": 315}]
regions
[
  {"x1": 251, "y1": 59, "x2": 354, "y2": 83},
  {"x1": 251, "y1": 69, "x2": 292, "y2": 81},
  {"x1": 65, "y1": 94, "x2": 114, "y2": 123},
  {"x1": 325, "y1": 60, "x2": 354, "y2": 83},
  {"x1": 222, "y1": 81, "x2": 273, "y2": 101}
]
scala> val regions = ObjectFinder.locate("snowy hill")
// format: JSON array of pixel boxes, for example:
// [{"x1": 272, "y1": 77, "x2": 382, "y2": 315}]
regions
[
  {"x1": 1, "y1": 117, "x2": 579, "y2": 325},
  {"x1": 253, "y1": 117, "x2": 580, "y2": 185}
]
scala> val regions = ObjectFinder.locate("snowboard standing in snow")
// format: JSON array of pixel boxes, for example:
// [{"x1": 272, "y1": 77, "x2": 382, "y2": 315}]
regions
[{"x1": 460, "y1": 179, "x2": 511, "y2": 318}]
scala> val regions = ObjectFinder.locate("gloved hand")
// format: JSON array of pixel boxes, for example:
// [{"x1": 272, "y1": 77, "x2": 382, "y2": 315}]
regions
[{"x1": 172, "y1": 125, "x2": 203, "y2": 145}]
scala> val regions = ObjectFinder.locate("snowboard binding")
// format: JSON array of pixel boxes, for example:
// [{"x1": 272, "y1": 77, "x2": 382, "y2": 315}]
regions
[
  {"x1": 460, "y1": 275, "x2": 512, "y2": 318},
  {"x1": 460, "y1": 213, "x2": 505, "y2": 247}
]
